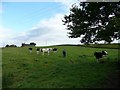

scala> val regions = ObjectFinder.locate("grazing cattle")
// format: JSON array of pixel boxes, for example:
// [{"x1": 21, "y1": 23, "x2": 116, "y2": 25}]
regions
[
  {"x1": 62, "y1": 49, "x2": 66, "y2": 57},
  {"x1": 36, "y1": 48, "x2": 40, "y2": 54},
  {"x1": 94, "y1": 51, "x2": 108, "y2": 61},
  {"x1": 53, "y1": 48, "x2": 58, "y2": 53},
  {"x1": 40, "y1": 48, "x2": 50, "y2": 55},
  {"x1": 29, "y1": 48, "x2": 32, "y2": 53}
]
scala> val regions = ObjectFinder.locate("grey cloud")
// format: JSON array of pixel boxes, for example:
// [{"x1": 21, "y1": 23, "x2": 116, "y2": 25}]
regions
[
  {"x1": 12, "y1": 26, "x2": 50, "y2": 42},
  {"x1": 26, "y1": 27, "x2": 49, "y2": 37}
]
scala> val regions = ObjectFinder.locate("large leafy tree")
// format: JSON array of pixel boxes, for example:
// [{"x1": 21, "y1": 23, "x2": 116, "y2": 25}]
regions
[{"x1": 63, "y1": 2, "x2": 120, "y2": 44}]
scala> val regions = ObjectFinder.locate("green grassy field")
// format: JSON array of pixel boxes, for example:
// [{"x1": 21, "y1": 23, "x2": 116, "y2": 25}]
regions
[{"x1": 2, "y1": 45, "x2": 119, "y2": 88}]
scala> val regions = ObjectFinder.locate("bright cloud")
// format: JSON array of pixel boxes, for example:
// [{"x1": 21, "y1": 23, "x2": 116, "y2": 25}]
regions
[
  {"x1": 55, "y1": 0, "x2": 79, "y2": 12},
  {"x1": 0, "y1": 27, "x2": 14, "y2": 39},
  {"x1": 0, "y1": 26, "x2": 17, "y2": 47},
  {"x1": 11, "y1": 13, "x2": 80, "y2": 46}
]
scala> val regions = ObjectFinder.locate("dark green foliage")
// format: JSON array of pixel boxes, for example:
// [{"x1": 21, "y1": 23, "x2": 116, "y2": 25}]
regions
[{"x1": 63, "y1": 2, "x2": 120, "y2": 44}]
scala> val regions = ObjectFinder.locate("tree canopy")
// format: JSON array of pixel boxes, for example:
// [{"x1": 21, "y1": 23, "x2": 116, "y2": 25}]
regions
[{"x1": 62, "y1": 2, "x2": 120, "y2": 44}]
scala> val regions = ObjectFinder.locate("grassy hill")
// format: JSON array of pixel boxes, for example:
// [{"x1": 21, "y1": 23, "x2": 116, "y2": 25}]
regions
[{"x1": 2, "y1": 45, "x2": 119, "y2": 88}]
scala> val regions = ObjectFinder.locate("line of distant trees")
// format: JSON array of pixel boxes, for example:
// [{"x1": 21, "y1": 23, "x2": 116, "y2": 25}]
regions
[
  {"x1": 5, "y1": 44, "x2": 17, "y2": 47},
  {"x1": 5, "y1": 42, "x2": 36, "y2": 47}
]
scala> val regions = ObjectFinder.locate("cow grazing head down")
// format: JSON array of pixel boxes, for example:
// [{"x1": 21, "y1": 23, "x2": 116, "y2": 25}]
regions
[
  {"x1": 29, "y1": 48, "x2": 32, "y2": 53},
  {"x1": 53, "y1": 48, "x2": 58, "y2": 53},
  {"x1": 94, "y1": 50, "x2": 108, "y2": 61}
]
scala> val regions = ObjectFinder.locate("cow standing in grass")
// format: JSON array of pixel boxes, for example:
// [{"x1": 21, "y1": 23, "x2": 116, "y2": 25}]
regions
[
  {"x1": 94, "y1": 51, "x2": 108, "y2": 62},
  {"x1": 53, "y1": 48, "x2": 58, "y2": 53},
  {"x1": 29, "y1": 48, "x2": 32, "y2": 53},
  {"x1": 40, "y1": 48, "x2": 50, "y2": 55},
  {"x1": 36, "y1": 48, "x2": 40, "y2": 54},
  {"x1": 63, "y1": 49, "x2": 66, "y2": 57}
]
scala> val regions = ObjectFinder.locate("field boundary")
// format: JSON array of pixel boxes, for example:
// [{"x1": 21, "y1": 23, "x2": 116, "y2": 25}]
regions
[{"x1": 55, "y1": 43, "x2": 120, "y2": 49}]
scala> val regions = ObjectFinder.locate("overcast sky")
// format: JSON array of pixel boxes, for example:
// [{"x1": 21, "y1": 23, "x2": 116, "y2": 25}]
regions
[
  {"x1": 0, "y1": 0, "x2": 83, "y2": 47},
  {"x1": 0, "y1": 0, "x2": 119, "y2": 47}
]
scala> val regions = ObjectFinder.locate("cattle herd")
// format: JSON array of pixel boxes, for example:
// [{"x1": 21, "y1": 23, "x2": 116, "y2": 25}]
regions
[
  {"x1": 29, "y1": 47, "x2": 58, "y2": 55},
  {"x1": 29, "y1": 47, "x2": 108, "y2": 62}
]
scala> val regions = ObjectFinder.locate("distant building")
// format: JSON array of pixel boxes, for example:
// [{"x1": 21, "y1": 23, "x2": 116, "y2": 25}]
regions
[{"x1": 21, "y1": 42, "x2": 36, "y2": 47}]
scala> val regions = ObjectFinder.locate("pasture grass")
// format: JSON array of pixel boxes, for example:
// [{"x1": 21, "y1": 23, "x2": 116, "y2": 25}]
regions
[{"x1": 2, "y1": 45, "x2": 119, "y2": 88}]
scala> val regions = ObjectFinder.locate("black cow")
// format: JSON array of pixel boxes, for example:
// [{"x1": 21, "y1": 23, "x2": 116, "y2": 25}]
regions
[
  {"x1": 36, "y1": 48, "x2": 40, "y2": 51},
  {"x1": 62, "y1": 49, "x2": 66, "y2": 57},
  {"x1": 29, "y1": 48, "x2": 32, "y2": 53},
  {"x1": 94, "y1": 51, "x2": 108, "y2": 61},
  {"x1": 53, "y1": 48, "x2": 57, "y2": 53}
]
